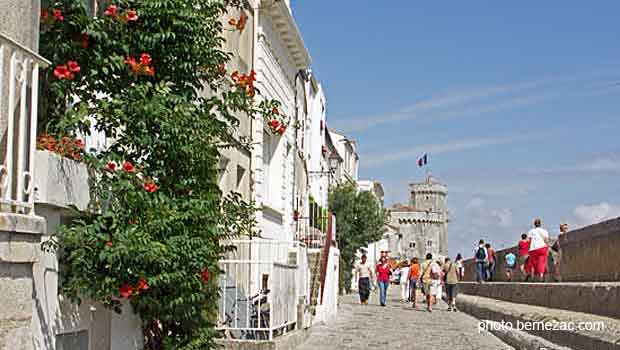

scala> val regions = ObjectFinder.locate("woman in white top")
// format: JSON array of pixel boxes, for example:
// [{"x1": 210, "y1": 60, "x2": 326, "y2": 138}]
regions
[
  {"x1": 400, "y1": 262, "x2": 410, "y2": 302},
  {"x1": 455, "y1": 253, "x2": 464, "y2": 280}
]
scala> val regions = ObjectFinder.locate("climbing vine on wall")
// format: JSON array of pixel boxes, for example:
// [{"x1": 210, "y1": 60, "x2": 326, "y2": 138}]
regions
[{"x1": 39, "y1": 1, "x2": 280, "y2": 349}]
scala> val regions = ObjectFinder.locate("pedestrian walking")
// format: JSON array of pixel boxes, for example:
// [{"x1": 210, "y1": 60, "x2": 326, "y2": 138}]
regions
[
  {"x1": 504, "y1": 251, "x2": 517, "y2": 281},
  {"x1": 518, "y1": 233, "x2": 530, "y2": 280},
  {"x1": 443, "y1": 257, "x2": 459, "y2": 311},
  {"x1": 409, "y1": 258, "x2": 421, "y2": 308},
  {"x1": 421, "y1": 253, "x2": 441, "y2": 312},
  {"x1": 375, "y1": 256, "x2": 392, "y2": 307},
  {"x1": 400, "y1": 261, "x2": 410, "y2": 302},
  {"x1": 550, "y1": 223, "x2": 568, "y2": 281},
  {"x1": 526, "y1": 218, "x2": 550, "y2": 282},
  {"x1": 485, "y1": 243, "x2": 496, "y2": 281},
  {"x1": 455, "y1": 253, "x2": 465, "y2": 280},
  {"x1": 434, "y1": 260, "x2": 443, "y2": 304},
  {"x1": 474, "y1": 240, "x2": 488, "y2": 283},
  {"x1": 354, "y1": 254, "x2": 374, "y2": 305}
]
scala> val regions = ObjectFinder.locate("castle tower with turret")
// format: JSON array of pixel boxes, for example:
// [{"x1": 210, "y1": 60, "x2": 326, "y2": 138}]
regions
[{"x1": 387, "y1": 175, "x2": 449, "y2": 260}]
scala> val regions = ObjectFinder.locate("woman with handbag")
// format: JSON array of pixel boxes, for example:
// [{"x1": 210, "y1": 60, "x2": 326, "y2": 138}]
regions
[
  {"x1": 443, "y1": 257, "x2": 459, "y2": 311},
  {"x1": 420, "y1": 253, "x2": 441, "y2": 312}
]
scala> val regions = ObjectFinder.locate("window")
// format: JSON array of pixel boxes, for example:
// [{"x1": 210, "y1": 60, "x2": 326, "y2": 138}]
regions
[
  {"x1": 218, "y1": 157, "x2": 230, "y2": 184},
  {"x1": 262, "y1": 131, "x2": 278, "y2": 205},
  {"x1": 57, "y1": 330, "x2": 88, "y2": 350},
  {"x1": 409, "y1": 241, "x2": 416, "y2": 248},
  {"x1": 426, "y1": 240, "x2": 433, "y2": 248},
  {"x1": 236, "y1": 165, "x2": 246, "y2": 190}
]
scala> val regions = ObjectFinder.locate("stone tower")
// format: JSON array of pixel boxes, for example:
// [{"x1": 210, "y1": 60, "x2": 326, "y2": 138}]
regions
[{"x1": 388, "y1": 175, "x2": 449, "y2": 260}]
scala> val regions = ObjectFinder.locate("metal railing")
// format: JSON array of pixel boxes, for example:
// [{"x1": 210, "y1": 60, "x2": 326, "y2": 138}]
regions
[
  {"x1": 294, "y1": 204, "x2": 330, "y2": 249},
  {"x1": 0, "y1": 33, "x2": 49, "y2": 215},
  {"x1": 217, "y1": 240, "x2": 308, "y2": 340}
]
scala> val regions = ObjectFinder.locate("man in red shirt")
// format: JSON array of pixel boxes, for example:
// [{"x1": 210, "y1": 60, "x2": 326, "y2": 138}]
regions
[
  {"x1": 485, "y1": 243, "x2": 497, "y2": 281},
  {"x1": 518, "y1": 233, "x2": 531, "y2": 280}
]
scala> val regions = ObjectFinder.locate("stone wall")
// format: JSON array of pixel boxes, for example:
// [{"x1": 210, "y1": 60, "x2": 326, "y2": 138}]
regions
[
  {"x1": 0, "y1": 263, "x2": 35, "y2": 350},
  {"x1": 462, "y1": 217, "x2": 620, "y2": 282},
  {"x1": 459, "y1": 281, "x2": 620, "y2": 319}
]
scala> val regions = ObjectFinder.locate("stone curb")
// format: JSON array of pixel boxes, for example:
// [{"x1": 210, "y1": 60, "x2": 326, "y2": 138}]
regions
[
  {"x1": 458, "y1": 294, "x2": 620, "y2": 350},
  {"x1": 481, "y1": 320, "x2": 573, "y2": 350}
]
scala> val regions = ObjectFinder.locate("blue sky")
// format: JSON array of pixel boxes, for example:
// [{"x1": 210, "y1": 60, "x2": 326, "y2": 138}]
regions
[{"x1": 293, "y1": 1, "x2": 620, "y2": 257}]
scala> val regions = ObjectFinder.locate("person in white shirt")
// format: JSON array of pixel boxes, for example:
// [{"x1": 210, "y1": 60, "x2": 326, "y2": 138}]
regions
[
  {"x1": 399, "y1": 262, "x2": 410, "y2": 302},
  {"x1": 354, "y1": 254, "x2": 374, "y2": 304},
  {"x1": 527, "y1": 218, "x2": 550, "y2": 281}
]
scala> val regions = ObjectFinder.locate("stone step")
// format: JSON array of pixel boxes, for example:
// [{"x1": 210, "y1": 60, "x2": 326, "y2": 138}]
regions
[
  {"x1": 459, "y1": 281, "x2": 620, "y2": 319},
  {"x1": 458, "y1": 294, "x2": 620, "y2": 350}
]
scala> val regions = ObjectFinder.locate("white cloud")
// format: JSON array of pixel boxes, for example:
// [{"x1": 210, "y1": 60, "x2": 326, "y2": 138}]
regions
[
  {"x1": 330, "y1": 80, "x2": 546, "y2": 133},
  {"x1": 464, "y1": 197, "x2": 514, "y2": 230},
  {"x1": 451, "y1": 183, "x2": 535, "y2": 197},
  {"x1": 525, "y1": 155, "x2": 620, "y2": 176},
  {"x1": 466, "y1": 197, "x2": 485, "y2": 210},
  {"x1": 362, "y1": 136, "x2": 516, "y2": 168},
  {"x1": 571, "y1": 202, "x2": 620, "y2": 228},
  {"x1": 330, "y1": 71, "x2": 620, "y2": 133},
  {"x1": 490, "y1": 208, "x2": 514, "y2": 228}
]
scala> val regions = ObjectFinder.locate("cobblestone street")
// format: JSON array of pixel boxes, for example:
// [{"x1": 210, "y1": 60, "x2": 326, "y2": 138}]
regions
[{"x1": 296, "y1": 288, "x2": 513, "y2": 350}]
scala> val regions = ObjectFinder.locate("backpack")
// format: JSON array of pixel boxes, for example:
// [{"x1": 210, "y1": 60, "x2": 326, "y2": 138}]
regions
[{"x1": 475, "y1": 246, "x2": 486, "y2": 260}]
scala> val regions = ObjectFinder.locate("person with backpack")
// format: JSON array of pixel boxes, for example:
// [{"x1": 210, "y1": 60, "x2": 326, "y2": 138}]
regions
[
  {"x1": 443, "y1": 257, "x2": 459, "y2": 311},
  {"x1": 474, "y1": 240, "x2": 488, "y2": 283},
  {"x1": 421, "y1": 253, "x2": 441, "y2": 312},
  {"x1": 504, "y1": 251, "x2": 517, "y2": 281}
]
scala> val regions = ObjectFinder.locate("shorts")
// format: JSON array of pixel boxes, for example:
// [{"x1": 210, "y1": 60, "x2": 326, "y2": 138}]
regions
[
  {"x1": 422, "y1": 280, "x2": 432, "y2": 295},
  {"x1": 429, "y1": 280, "x2": 441, "y2": 296},
  {"x1": 446, "y1": 284, "x2": 458, "y2": 300},
  {"x1": 518, "y1": 255, "x2": 528, "y2": 266},
  {"x1": 527, "y1": 246, "x2": 549, "y2": 275}
]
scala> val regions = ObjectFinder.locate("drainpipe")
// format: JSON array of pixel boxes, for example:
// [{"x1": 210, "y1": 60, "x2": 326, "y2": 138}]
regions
[
  {"x1": 247, "y1": 0, "x2": 259, "y2": 280},
  {"x1": 249, "y1": 1, "x2": 259, "y2": 212},
  {"x1": 291, "y1": 69, "x2": 308, "y2": 234}
]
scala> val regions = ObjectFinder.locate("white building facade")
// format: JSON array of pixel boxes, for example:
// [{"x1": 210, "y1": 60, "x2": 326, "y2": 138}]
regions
[{"x1": 251, "y1": 0, "x2": 311, "y2": 242}]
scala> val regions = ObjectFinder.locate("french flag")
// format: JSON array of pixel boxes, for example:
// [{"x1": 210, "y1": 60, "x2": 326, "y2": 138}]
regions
[{"x1": 417, "y1": 154, "x2": 428, "y2": 167}]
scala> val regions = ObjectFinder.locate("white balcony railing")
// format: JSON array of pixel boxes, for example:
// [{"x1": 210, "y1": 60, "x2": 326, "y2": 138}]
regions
[
  {"x1": 0, "y1": 33, "x2": 49, "y2": 215},
  {"x1": 217, "y1": 240, "x2": 308, "y2": 340}
]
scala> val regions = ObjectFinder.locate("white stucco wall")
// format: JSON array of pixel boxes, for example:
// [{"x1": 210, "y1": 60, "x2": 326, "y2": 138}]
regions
[
  {"x1": 110, "y1": 303, "x2": 143, "y2": 350},
  {"x1": 31, "y1": 153, "x2": 143, "y2": 350},
  {"x1": 254, "y1": 12, "x2": 300, "y2": 242},
  {"x1": 307, "y1": 81, "x2": 329, "y2": 208},
  {"x1": 313, "y1": 247, "x2": 339, "y2": 325}
]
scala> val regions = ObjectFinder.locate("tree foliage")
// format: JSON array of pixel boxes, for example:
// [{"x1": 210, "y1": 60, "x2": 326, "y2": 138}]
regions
[
  {"x1": 328, "y1": 183, "x2": 387, "y2": 294},
  {"x1": 39, "y1": 1, "x2": 279, "y2": 349}
]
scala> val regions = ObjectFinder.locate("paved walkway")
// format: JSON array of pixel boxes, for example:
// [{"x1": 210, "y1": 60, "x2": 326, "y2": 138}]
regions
[{"x1": 296, "y1": 288, "x2": 513, "y2": 350}]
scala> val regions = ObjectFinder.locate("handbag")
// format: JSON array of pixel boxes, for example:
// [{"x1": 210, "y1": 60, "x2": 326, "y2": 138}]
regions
[
  {"x1": 551, "y1": 239, "x2": 560, "y2": 252},
  {"x1": 443, "y1": 262, "x2": 453, "y2": 282},
  {"x1": 420, "y1": 262, "x2": 433, "y2": 291}
]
